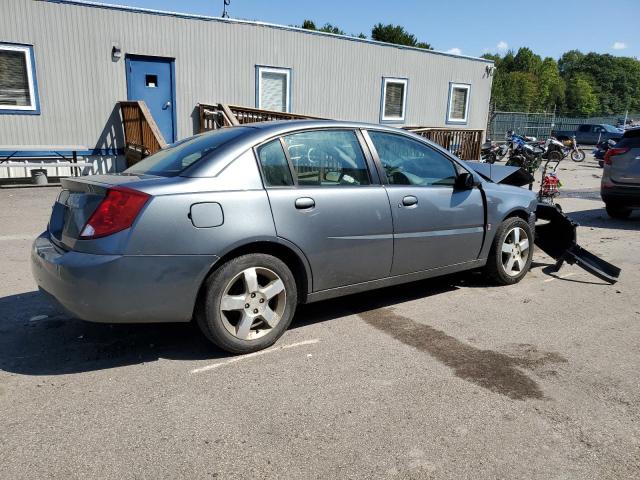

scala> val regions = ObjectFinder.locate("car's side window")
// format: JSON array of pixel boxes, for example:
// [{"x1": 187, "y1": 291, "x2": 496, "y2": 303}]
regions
[
  {"x1": 578, "y1": 125, "x2": 590, "y2": 133},
  {"x1": 256, "y1": 139, "x2": 294, "y2": 187},
  {"x1": 368, "y1": 131, "x2": 457, "y2": 186},
  {"x1": 281, "y1": 130, "x2": 371, "y2": 186}
]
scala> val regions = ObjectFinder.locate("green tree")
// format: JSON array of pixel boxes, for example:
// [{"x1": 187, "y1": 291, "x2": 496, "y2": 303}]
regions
[
  {"x1": 371, "y1": 23, "x2": 431, "y2": 49},
  {"x1": 535, "y1": 57, "x2": 565, "y2": 112},
  {"x1": 318, "y1": 23, "x2": 345, "y2": 35},
  {"x1": 513, "y1": 47, "x2": 542, "y2": 73},
  {"x1": 301, "y1": 19, "x2": 316, "y2": 30},
  {"x1": 565, "y1": 75, "x2": 598, "y2": 116}
]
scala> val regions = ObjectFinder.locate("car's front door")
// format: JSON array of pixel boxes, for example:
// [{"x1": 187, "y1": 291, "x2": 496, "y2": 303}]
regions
[
  {"x1": 365, "y1": 130, "x2": 485, "y2": 276},
  {"x1": 257, "y1": 129, "x2": 394, "y2": 292}
]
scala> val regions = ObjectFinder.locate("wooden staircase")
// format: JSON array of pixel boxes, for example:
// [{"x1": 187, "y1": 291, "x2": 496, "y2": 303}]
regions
[{"x1": 119, "y1": 101, "x2": 167, "y2": 166}]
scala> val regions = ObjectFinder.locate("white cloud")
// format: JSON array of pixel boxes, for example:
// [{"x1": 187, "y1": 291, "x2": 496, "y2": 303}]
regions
[
  {"x1": 612, "y1": 41, "x2": 627, "y2": 50},
  {"x1": 446, "y1": 47, "x2": 462, "y2": 55},
  {"x1": 497, "y1": 41, "x2": 508, "y2": 52}
]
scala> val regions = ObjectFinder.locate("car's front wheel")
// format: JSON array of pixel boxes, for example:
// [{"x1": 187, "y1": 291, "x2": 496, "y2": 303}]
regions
[
  {"x1": 484, "y1": 217, "x2": 533, "y2": 285},
  {"x1": 197, "y1": 254, "x2": 298, "y2": 354}
]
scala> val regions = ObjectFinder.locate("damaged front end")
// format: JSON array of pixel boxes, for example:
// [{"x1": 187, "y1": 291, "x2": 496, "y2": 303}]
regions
[
  {"x1": 467, "y1": 162, "x2": 621, "y2": 284},
  {"x1": 534, "y1": 203, "x2": 620, "y2": 284}
]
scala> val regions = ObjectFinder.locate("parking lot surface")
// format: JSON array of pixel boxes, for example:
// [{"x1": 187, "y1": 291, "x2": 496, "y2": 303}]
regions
[{"x1": 1, "y1": 157, "x2": 639, "y2": 479}]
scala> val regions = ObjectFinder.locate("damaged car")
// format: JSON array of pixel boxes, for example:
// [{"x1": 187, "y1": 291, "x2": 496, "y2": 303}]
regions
[{"x1": 34, "y1": 121, "x2": 557, "y2": 353}]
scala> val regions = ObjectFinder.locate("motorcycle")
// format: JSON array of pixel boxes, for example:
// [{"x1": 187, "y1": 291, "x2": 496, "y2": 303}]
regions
[
  {"x1": 505, "y1": 134, "x2": 545, "y2": 187},
  {"x1": 562, "y1": 135, "x2": 586, "y2": 162},
  {"x1": 480, "y1": 140, "x2": 501, "y2": 163},
  {"x1": 593, "y1": 138, "x2": 617, "y2": 167}
]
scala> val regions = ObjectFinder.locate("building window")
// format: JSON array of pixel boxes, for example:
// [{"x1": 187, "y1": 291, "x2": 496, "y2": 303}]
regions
[
  {"x1": 447, "y1": 83, "x2": 470, "y2": 124},
  {"x1": 256, "y1": 66, "x2": 291, "y2": 112},
  {"x1": 0, "y1": 43, "x2": 39, "y2": 114},
  {"x1": 380, "y1": 77, "x2": 407, "y2": 123}
]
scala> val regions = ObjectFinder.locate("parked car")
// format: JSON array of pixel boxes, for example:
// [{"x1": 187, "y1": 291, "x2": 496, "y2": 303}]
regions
[
  {"x1": 552, "y1": 123, "x2": 623, "y2": 145},
  {"x1": 32, "y1": 121, "x2": 537, "y2": 354},
  {"x1": 601, "y1": 127, "x2": 640, "y2": 218}
]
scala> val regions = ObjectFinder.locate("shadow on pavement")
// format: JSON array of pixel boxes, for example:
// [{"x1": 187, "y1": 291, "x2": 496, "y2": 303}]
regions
[
  {"x1": 566, "y1": 207, "x2": 640, "y2": 231},
  {"x1": 0, "y1": 291, "x2": 228, "y2": 376},
  {"x1": 1, "y1": 273, "x2": 478, "y2": 377}
]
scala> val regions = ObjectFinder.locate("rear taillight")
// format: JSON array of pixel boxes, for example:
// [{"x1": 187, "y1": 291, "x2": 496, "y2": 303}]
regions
[
  {"x1": 604, "y1": 147, "x2": 630, "y2": 166},
  {"x1": 80, "y1": 187, "x2": 150, "y2": 238}
]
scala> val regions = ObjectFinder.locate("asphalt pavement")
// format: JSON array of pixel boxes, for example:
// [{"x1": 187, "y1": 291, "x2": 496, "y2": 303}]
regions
[{"x1": 1, "y1": 156, "x2": 639, "y2": 479}]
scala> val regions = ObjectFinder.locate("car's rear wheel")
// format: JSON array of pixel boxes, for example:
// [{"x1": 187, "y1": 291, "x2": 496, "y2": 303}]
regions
[
  {"x1": 197, "y1": 254, "x2": 298, "y2": 354},
  {"x1": 484, "y1": 217, "x2": 533, "y2": 285},
  {"x1": 605, "y1": 203, "x2": 632, "y2": 219}
]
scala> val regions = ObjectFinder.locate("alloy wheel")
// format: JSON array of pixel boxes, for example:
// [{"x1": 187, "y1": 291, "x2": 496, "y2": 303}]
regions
[
  {"x1": 501, "y1": 227, "x2": 530, "y2": 277},
  {"x1": 219, "y1": 267, "x2": 287, "y2": 340}
]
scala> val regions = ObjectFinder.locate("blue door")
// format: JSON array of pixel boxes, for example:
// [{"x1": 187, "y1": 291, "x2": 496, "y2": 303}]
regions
[{"x1": 126, "y1": 55, "x2": 176, "y2": 143}]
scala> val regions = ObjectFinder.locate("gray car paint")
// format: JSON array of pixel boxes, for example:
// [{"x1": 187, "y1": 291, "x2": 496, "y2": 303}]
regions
[{"x1": 32, "y1": 120, "x2": 537, "y2": 324}]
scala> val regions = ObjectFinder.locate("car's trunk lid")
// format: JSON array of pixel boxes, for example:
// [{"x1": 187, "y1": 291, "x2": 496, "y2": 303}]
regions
[
  {"x1": 609, "y1": 130, "x2": 640, "y2": 185},
  {"x1": 610, "y1": 147, "x2": 640, "y2": 185},
  {"x1": 49, "y1": 175, "x2": 152, "y2": 249}
]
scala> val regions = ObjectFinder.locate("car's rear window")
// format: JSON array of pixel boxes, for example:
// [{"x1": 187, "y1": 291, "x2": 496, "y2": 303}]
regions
[
  {"x1": 124, "y1": 128, "x2": 248, "y2": 176},
  {"x1": 617, "y1": 128, "x2": 640, "y2": 148}
]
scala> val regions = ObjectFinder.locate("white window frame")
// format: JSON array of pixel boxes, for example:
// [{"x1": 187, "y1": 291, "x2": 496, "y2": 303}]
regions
[
  {"x1": 0, "y1": 43, "x2": 38, "y2": 113},
  {"x1": 447, "y1": 83, "x2": 470, "y2": 124},
  {"x1": 380, "y1": 77, "x2": 408, "y2": 123},
  {"x1": 256, "y1": 66, "x2": 291, "y2": 113}
]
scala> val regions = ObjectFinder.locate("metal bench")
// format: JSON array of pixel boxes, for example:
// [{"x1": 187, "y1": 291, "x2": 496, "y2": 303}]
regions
[{"x1": 0, "y1": 145, "x2": 90, "y2": 183}]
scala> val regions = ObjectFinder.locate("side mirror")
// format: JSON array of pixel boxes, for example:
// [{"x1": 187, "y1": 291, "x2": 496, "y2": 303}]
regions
[{"x1": 455, "y1": 172, "x2": 477, "y2": 190}]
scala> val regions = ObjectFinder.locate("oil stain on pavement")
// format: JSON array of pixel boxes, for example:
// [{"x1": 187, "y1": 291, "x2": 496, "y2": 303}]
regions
[{"x1": 359, "y1": 308, "x2": 567, "y2": 400}]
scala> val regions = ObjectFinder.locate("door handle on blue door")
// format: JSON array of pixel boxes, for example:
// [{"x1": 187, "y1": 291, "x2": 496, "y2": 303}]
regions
[
  {"x1": 295, "y1": 197, "x2": 315, "y2": 209},
  {"x1": 401, "y1": 195, "x2": 418, "y2": 207},
  {"x1": 162, "y1": 101, "x2": 172, "y2": 110}
]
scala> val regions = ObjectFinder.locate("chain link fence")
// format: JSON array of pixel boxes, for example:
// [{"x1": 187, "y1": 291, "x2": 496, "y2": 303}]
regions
[{"x1": 487, "y1": 110, "x2": 640, "y2": 141}]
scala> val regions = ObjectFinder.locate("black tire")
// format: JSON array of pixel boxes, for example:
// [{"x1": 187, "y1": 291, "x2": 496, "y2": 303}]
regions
[
  {"x1": 605, "y1": 204, "x2": 632, "y2": 219},
  {"x1": 571, "y1": 149, "x2": 586, "y2": 162},
  {"x1": 547, "y1": 150, "x2": 563, "y2": 161},
  {"x1": 484, "y1": 217, "x2": 534, "y2": 285},
  {"x1": 196, "y1": 254, "x2": 298, "y2": 354}
]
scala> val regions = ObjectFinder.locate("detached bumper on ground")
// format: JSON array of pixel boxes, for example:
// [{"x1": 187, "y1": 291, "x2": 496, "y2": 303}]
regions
[{"x1": 31, "y1": 232, "x2": 218, "y2": 323}]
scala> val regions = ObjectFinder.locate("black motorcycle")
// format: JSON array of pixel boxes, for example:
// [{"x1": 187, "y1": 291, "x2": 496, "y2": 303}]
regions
[
  {"x1": 593, "y1": 138, "x2": 617, "y2": 167},
  {"x1": 480, "y1": 140, "x2": 501, "y2": 163}
]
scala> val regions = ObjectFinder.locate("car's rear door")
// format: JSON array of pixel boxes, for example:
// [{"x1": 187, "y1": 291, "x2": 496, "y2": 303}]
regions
[
  {"x1": 609, "y1": 129, "x2": 640, "y2": 185},
  {"x1": 364, "y1": 130, "x2": 485, "y2": 275},
  {"x1": 257, "y1": 129, "x2": 393, "y2": 292}
]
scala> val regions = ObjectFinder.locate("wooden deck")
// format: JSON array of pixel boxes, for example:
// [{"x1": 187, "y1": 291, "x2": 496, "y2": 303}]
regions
[{"x1": 197, "y1": 103, "x2": 483, "y2": 160}]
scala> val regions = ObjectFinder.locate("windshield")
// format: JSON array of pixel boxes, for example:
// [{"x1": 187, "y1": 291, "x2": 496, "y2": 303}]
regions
[
  {"x1": 124, "y1": 127, "x2": 249, "y2": 176},
  {"x1": 603, "y1": 124, "x2": 621, "y2": 133}
]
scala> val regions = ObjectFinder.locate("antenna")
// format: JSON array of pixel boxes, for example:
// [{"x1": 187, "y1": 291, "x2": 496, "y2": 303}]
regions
[{"x1": 222, "y1": 0, "x2": 230, "y2": 18}]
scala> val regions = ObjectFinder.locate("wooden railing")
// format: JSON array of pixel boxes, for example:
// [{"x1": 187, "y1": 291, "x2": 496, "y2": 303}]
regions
[
  {"x1": 198, "y1": 103, "x2": 483, "y2": 160},
  {"x1": 198, "y1": 103, "x2": 322, "y2": 132},
  {"x1": 119, "y1": 101, "x2": 167, "y2": 165},
  {"x1": 405, "y1": 127, "x2": 483, "y2": 160}
]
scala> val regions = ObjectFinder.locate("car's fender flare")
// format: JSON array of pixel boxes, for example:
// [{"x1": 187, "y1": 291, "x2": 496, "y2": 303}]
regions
[{"x1": 200, "y1": 235, "x2": 314, "y2": 301}]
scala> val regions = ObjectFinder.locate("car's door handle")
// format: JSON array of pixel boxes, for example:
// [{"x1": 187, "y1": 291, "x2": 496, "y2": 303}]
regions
[
  {"x1": 295, "y1": 197, "x2": 315, "y2": 209},
  {"x1": 401, "y1": 195, "x2": 418, "y2": 207}
]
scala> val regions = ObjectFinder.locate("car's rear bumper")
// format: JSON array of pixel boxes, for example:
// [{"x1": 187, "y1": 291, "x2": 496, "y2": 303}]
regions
[
  {"x1": 601, "y1": 184, "x2": 640, "y2": 208},
  {"x1": 31, "y1": 232, "x2": 219, "y2": 323}
]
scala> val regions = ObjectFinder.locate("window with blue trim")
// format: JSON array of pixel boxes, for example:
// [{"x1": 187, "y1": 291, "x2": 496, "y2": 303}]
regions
[
  {"x1": 381, "y1": 77, "x2": 407, "y2": 122},
  {"x1": 0, "y1": 43, "x2": 39, "y2": 114},
  {"x1": 447, "y1": 83, "x2": 470, "y2": 124},
  {"x1": 256, "y1": 66, "x2": 290, "y2": 112}
]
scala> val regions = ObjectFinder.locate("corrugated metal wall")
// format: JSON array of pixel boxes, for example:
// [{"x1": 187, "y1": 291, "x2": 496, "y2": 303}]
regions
[{"x1": 0, "y1": 0, "x2": 493, "y2": 149}]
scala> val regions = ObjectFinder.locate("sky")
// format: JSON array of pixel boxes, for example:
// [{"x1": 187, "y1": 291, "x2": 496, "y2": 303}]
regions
[{"x1": 101, "y1": 0, "x2": 639, "y2": 60}]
